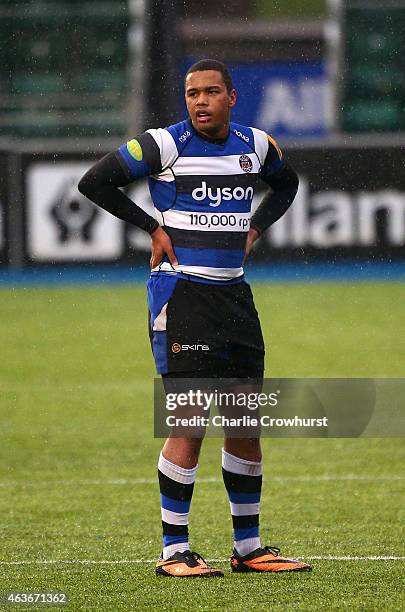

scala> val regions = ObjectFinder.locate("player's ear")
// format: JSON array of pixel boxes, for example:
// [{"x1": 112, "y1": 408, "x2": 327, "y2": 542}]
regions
[{"x1": 228, "y1": 88, "x2": 237, "y2": 108}]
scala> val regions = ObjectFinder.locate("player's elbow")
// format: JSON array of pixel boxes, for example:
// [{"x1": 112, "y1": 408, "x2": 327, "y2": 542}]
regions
[
  {"x1": 78, "y1": 168, "x2": 99, "y2": 199},
  {"x1": 278, "y1": 167, "x2": 299, "y2": 205},
  {"x1": 287, "y1": 166, "x2": 299, "y2": 197},
  {"x1": 266, "y1": 162, "x2": 299, "y2": 196},
  {"x1": 271, "y1": 171, "x2": 299, "y2": 204},
  {"x1": 78, "y1": 152, "x2": 127, "y2": 199}
]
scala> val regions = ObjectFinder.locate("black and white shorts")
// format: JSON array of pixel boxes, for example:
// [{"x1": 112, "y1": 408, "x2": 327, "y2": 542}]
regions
[{"x1": 147, "y1": 273, "x2": 265, "y2": 379}]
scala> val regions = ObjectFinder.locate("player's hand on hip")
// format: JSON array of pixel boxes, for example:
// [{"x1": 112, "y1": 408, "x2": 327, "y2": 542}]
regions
[
  {"x1": 150, "y1": 226, "x2": 178, "y2": 268},
  {"x1": 243, "y1": 227, "x2": 259, "y2": 263}
]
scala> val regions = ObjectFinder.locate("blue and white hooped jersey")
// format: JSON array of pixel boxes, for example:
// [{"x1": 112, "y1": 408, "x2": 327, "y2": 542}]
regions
[{"x1": 116, "y1": 119, "x2": 284, "y2": 282}]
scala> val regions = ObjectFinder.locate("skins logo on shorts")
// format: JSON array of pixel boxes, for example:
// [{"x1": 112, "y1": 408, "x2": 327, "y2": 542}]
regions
[
  {"x1": 239, "y1": 154, "x2": 253, "y2": 173},
  {"x1": 126, "y1": 139, "x2": 143, "y2": 161},
  {"x1": 172, "y1": 343, "x2": 210, "y2": 352}
]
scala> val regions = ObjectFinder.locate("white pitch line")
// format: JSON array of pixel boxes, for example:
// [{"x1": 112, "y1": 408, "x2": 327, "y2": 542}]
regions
[
  {"x1": 0, "y1": 556, "x2": 404, "y2": 567},
  {"x1": 0, "y1": 475, "x2": 403, "y2": 487},
  {"x1": 307, "y1": 556, "x2": 405, "y2": 561}
]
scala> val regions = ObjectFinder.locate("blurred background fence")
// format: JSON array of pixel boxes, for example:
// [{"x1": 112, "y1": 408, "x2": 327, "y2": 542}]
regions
[{"x1": 0, "y1": 0, "x2": 404, "y2": 270}]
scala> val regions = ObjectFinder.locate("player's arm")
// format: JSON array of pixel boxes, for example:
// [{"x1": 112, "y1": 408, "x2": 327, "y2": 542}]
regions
[
  {"x1": 250, "y1": 139, "x2": 298, "y2": 236},
  {"x1": 78, "y1": 135, "x2": 177, "y2": 266},
  {"x1": 245, "y1": 137, "x2": 298, "y2": 259},
  {"x1": 78, "y1": 141, "x2": 159, "y2": 234}
]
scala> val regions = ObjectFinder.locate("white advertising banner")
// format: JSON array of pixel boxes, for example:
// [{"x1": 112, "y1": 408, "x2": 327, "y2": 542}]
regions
[{"x1": 26, "y1": 162, "x2": 122, "y2": 261}]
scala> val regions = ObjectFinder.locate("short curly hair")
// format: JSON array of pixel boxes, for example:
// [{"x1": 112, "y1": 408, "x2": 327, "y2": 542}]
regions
[{"x1": 185, "y1": 59, "x2": 233, "y2": 93}]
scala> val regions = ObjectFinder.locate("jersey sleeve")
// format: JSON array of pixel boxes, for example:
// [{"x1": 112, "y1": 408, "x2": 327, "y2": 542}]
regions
[
  {"x1": 116, "y1": 132, "x2": 163, "y2": 180},
  {"x1": 259, "y1": 133, "x2": 285, "y2": 184},
  {"x1": 252, "y1": 127, "x2": 285, "y2": 184}
]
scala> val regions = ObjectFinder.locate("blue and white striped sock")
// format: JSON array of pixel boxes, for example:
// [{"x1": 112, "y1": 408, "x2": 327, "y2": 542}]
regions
[
  {"x1": 158, "y1": 452, "x2": 197, "y2": 560},
  {"x1": 222, "y1": 448, "x2": 262, "y2": 557}
]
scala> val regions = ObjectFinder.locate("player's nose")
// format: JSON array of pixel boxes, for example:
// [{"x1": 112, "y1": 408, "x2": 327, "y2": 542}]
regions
[{"x1": 195, "y1": 93, "x2": 209, "y2": 105}]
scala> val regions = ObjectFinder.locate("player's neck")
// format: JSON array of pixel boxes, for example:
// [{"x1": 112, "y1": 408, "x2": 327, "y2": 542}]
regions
[{"x1": 190, "y1": 121, "x2": 230, "y2": 144}]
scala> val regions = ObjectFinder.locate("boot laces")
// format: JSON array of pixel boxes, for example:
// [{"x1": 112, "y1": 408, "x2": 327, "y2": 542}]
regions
[
  {"x1": 263, "y1": 545, "x2": 281, "y2": 557},
  {"x1": 183, "y1": 550, "x2": 206, "y2": 567}
]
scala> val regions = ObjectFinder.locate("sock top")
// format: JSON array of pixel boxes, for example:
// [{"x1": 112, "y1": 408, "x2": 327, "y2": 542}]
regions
[{"x1": 222, "y1": 448, "x2": 262, "y2": 476}]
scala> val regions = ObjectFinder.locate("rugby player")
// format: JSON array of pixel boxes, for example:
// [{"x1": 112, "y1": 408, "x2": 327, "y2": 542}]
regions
[{"x1": 78, "y1": 59, "x2": 311, "y2": 577}]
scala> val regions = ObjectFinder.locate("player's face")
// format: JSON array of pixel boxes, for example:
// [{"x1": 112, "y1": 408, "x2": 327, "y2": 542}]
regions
[{"x1": 185, "y1": 70, "x2": 236, "y2": 139}]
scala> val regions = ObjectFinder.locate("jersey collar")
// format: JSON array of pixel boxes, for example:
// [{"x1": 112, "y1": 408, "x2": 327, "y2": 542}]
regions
[{"x1": 187, "y1": 119, "x2": 230, "y2": 145}]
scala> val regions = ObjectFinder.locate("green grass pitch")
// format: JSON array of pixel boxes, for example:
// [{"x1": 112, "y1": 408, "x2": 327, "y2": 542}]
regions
[{"x1": 1, "y1": 281, "x2": 404, "y2": 610}]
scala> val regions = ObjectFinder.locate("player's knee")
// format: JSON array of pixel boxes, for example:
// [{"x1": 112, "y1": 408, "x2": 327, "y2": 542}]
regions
[{"x1": 224, "y1": 438, "x2": 262, "y2": 463}]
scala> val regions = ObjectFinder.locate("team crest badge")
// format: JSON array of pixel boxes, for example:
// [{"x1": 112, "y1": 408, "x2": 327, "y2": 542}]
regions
[{"x1": 239, "y1": 154, "x2": 253, "y2": 173}]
